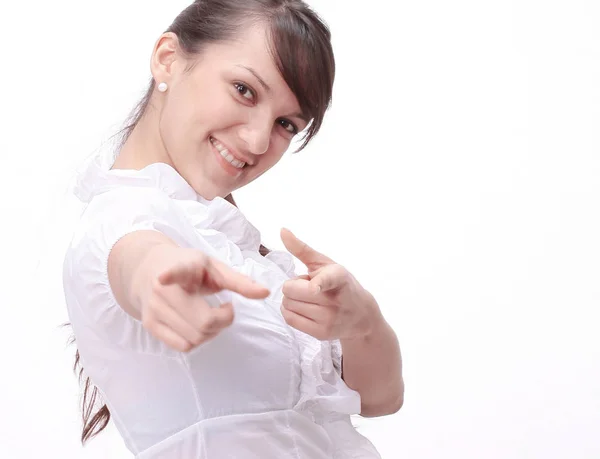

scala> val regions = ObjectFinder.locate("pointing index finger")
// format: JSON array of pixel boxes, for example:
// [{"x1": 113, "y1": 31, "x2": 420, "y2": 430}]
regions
[{"x1": 205, "y1": 258, "x2": 270, "y2": 299}]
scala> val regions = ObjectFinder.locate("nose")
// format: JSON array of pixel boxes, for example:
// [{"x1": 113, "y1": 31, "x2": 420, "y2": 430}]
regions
[{"x1": 237, "y1": 113, "x2": 272, "y2": 156}]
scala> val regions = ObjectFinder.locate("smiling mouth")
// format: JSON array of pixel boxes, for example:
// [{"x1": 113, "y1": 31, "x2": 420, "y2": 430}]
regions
[{"x1": 210, "y1": 136, "x2": 247, "y2": 169}]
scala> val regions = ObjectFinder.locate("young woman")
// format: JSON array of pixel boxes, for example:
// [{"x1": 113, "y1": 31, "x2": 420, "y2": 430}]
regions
[{"x1": 63, "y1": 1, "x2": 404, "y2": 457}]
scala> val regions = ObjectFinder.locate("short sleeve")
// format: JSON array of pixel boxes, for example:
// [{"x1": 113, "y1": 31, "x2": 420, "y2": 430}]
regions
[{"x1": 63, "y1": 187, "x2": 196, "y2": 353}]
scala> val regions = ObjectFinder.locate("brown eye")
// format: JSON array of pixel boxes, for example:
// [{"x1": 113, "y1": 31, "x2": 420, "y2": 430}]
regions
[
  {"x1": 278, "y1": 119, "x2": 298, "y2": 135},
  {"x1": 234, "y1": 83, "x2": 255, "y2": 101}
]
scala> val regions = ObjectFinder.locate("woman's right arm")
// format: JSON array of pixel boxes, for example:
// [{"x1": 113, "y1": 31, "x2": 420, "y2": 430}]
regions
[{"x1": 107, "y1": 230, "x2": 270, "y2": 352}]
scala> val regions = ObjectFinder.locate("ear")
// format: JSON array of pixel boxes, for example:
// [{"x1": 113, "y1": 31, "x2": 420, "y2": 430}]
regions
[{"x1": 150, "y1": 32, "x2": 181, "y2": 86}]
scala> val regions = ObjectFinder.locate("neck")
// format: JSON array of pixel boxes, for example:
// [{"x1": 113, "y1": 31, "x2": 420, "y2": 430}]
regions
[{"x1": 112, "y1": 101, "x2": 171, "y2": 170}]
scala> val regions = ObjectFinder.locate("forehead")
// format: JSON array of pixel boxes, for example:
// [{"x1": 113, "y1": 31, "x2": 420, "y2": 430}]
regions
[{"x1": 194, "y1": 24, "x2": 299, "y2": 104}]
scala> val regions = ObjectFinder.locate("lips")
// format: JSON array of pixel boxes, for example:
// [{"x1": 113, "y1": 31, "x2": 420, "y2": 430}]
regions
[{"x1": 209, "y1": 136, "x2": 247, "y2": 177}]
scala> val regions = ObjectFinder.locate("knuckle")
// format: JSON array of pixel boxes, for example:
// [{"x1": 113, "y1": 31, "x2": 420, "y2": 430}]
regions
[
  {"x1": 334, "y1": 263, "x2": 346, "y2": 273},
  {"x1": 218, "y1": 308, "x2": 234, "y2": 328},
  {"x1": 190, "y1": 330, "x2": 204, "y2": 346},
  {"x1": 141, "y1": 315, "x2": 155, "y2": 330},
  {"x1": 281, "y1": 280, "x2": 292, "y2": 296},
  {"x1": 196, "y1": 254, "x2": 210, "y2": 271},
  {"x1": 201, "y1": 314, "x2": 218, "y2": 330},
  {"x1": 223, "y1": 314, "x2": 234, "y2": 328},
  {"x1": 192, "y1": 337, "x2": 206, "y2": 348},
  {"x1": 332, "y1": 264, "x2": 348, "y2": 279},
  {"x1": 150, "y1": 278, "x2": 164, "y2": 296},
  {"x1": 280, "y1": 305, "x2": 292, "y2": 321},
  {"x1": 191, "y1": 258, "x2": 206, "y2": 272}
]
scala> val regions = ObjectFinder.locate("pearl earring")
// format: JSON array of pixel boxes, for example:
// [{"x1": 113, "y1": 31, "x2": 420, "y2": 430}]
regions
[{"x1": 157, "y1": 82, "x2": 168, "y2": 92}]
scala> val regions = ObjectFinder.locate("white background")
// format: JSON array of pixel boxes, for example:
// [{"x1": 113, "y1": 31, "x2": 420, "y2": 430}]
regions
[{"x1": 1, "y1": 0, "x2": 599, "y2": 458}]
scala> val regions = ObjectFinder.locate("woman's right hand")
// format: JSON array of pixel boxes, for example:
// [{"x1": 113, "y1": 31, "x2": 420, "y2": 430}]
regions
[{"x1": 139, "y1": 247, "x2": 270, "y2": 352}]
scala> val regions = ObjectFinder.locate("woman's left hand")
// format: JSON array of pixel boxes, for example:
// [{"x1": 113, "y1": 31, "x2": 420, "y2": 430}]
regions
[{"x1": 279, "y1": 228, "x2": 382, "y2": 341}]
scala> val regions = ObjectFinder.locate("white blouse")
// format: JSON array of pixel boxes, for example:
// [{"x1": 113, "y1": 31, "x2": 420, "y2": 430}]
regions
[{"x1": 63, "y1": 155, "x2": 381, "y2": 458}]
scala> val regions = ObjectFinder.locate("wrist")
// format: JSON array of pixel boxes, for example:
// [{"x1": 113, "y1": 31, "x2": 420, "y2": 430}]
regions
[
  {"x1": 364, "y1": 302, "x2": 387, "y2": 339},
  {"x1": 344, "y1": 295, "x2": 386, "y2": 342}
]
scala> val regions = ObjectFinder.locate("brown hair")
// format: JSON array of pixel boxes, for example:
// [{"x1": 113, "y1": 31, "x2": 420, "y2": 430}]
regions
[{"x1": 71, "y1": 0, "x2": 335, "y2": 445}]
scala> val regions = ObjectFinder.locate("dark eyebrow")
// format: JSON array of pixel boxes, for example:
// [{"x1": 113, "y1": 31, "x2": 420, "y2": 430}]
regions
[
  {"x1": 237, "y1": 65, "x2": 271, "y2": 92},
  {"x1": 290, "y1": 111, "x2": 310, "y2": 124}
]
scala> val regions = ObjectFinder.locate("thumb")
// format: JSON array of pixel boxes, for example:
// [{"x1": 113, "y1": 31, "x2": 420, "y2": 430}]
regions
[{"x1": 280, "y1": 228, "x2": 334, "y2": 271}]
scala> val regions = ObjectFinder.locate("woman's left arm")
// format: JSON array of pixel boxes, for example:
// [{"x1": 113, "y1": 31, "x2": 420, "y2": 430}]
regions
[
  {"x1": 340, "y1": 300, "x2": 404, "y2": 417},
  {"x1": 279, "y1": 229, "x2": 404, "y2": 418}
]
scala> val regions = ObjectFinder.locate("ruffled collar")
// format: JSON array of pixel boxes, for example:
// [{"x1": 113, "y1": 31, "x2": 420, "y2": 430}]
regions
[{"x1": 73, "y1": 154, "x2": 262, "y2": 251}]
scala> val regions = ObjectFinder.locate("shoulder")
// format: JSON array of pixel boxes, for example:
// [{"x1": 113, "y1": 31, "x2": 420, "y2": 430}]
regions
[
  {"x1": 65, "y1": 185, "x2": 191, "y2": 271},
  {"x1": 73, "y1": 186, "x2": 186, "y2": 240},
  {"x1": 83, "y1": 186, "x2": 175, "y2": 220}
]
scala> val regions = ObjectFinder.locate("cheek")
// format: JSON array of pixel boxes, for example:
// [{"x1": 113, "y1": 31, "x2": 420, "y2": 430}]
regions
[
  {"x1": 159, "y1": 96, "x2": 196, "y2": 149},
  {"x1": 160, "y1": 101, "x2": 217, "y2": 163}
]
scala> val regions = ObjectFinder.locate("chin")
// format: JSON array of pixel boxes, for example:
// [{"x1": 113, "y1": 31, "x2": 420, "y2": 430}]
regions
[
  {"x1": 188, "y1": 182, "x2": 218, "y2": 201},
  {"x1": 203, "y1": 185, "x2": 233, "y2": 201}
]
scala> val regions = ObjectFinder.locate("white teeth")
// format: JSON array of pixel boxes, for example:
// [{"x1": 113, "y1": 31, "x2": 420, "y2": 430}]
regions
[
  {"x1": 221, "y1": 150, "x2": 245, "y2": 168},
  {"x1": 210, "y1": 137, "x2": 245, "y2": 169}
]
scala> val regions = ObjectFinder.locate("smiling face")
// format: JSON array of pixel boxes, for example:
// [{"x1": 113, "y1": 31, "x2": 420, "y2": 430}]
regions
[{"x1": 148, "y1": 24, "x2": 310, "y2": 200}]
